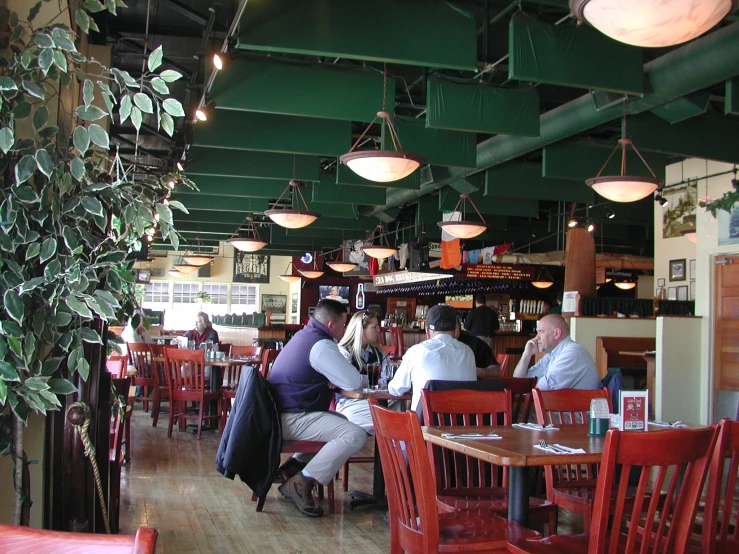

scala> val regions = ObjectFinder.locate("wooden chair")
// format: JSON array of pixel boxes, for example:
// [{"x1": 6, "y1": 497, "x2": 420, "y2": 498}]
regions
[
  {"x1": 220, "y1": 358, "x2": 252, "y2": 429},
  {"x1": 110, "y1": 377, "x2": 130, "y2": 533},
  {"x1": 230, "y1": 345, "x2": 262, "y2": 358},
  {"x1": 420, "y1": 388, "x2": 558, "y2": 536},
  {"x1": 496, "y1": 353, "x2": 511, "y2": 377},
  {"x1": 218, "y1": 342, "x2": 232, "y2": 355},
  {"x1": 368, "y1": 399, "x2": 538, "y2": 553},
  {"x1": 149, "y1": 343, "x2": 170, "y2": 428},
  {"x1": 106, "y1": 355, "x2": 127, "y2": 378},
  {"x1": 390, "y1": 326, "x2": 405, "y2": 358},
  {"x1": 532, "y1": 388, "x2": 611, "y2": 532},
  {"x1": 700, "y1": 418, "x2": 739, "y2": 553},
  {"x1": 0, "y1": 524, "x2": 158, "y2": 553},
  {"x1": 489, "y1": 377, "x2": 537, "y2": 424},
  {"x1": 162, "y1": 347, "x2": 223, "y2": 440},
  {"x1": 508, "y1": 426, "x2": 718, "y2": 554},
  {"x1": 259, "y1": 349, "x2": 279, "y2": 380},
  {"x1": 127, "y1": 342, "x2": 156, "y2": 412}
]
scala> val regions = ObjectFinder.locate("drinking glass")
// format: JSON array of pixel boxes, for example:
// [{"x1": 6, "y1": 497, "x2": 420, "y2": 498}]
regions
[
  {"x1": 367, "y1": 362, "x2": 380, "y2": 389},
  {"x1": 188, "y1": 339, "x2": 196, "y2": 350}
]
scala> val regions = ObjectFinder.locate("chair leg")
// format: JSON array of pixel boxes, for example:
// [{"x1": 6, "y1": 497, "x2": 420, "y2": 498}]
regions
[
  {"x1": 167, "y1": 400, "x2": 176, "y2": 438},
  {"x1": 327, "y1": 480, "x2": 334, "y2": 514},
  {"x1": 151, "y1": 390, "x2": 160, "y2": 428},
  {"x1": 548, "y1": 507, "x2": 558, "y2": 536},
  {"x1": 582, "y1": 505, "x2": 592, "y2": 533},
  {"x1": 196, "y1": 401, "x2": 204, "y2": 440},
  {"x1": 342, "y1": 462, "x2": 350, "y2": 492},
  {"x1": 123, "y1": 412, "x2": 132, "y2": 462}
]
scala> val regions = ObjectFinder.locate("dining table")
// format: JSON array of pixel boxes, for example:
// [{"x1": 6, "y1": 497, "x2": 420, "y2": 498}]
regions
[
  {"x1": 336, "y1": 387, "x2": 411, "y2": 509},
  {"x1": 422, "y1": 422, "x2": 706, "y2": 526}
]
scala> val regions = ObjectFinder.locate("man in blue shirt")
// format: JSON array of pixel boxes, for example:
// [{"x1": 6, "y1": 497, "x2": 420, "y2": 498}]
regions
[{"x1": 512, "y1": 314, "x2": 600, "y2": 390}]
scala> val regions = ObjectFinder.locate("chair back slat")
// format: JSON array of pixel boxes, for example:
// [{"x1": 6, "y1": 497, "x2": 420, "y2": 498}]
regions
[
  {"x1": 421, "y1": 389, "x2": 511, "y2": 493},
  {"x1": 495, "y1": 353, "x2": 511, "y2": 377},
  {"x1": 260, "y1": 349, "x2": 279, "y2": 380},
  {"x1": 127, "y1": 342, "x2": 154, "y2": 379},
  {"x1": 589, "y1": 427, "x2": 717, "y2": 554},
  {"x1": 230, "y1": 345, "x2": 262, "y2": 358}
]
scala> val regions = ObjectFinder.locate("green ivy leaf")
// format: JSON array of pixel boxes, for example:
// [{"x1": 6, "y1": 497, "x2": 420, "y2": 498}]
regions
[
  {"x1": 0, "y1": 361, "x2": 20, "y2": 382},
  {"x1": 13, "y1": 102, "x2": 32, "y2": 119},
  {"x1": 75, "y1": 105, "x2": 106, "y2": 121},
  {"x1": 105, "y1": 0, "x2": 117, "y2": 14},
  {"x1": 19, "y1": 277, "x2": 44, "y2": 295},
  {"x1": 81, "y1": 196, "x2": 104, "y2": 217},
  {"x1": 50, "y1": 312, "x2": 72, "y2": 326},
  {"x1": 0, "y1": 320, "x2": 23, "y2": 337},
  {"x1": 0, "y1": 127, "x2": 14, "y2": 154},
  {"x1": 71, "y1": 157, "x2": 85, "y2": 181},
  {"x1": 106, "y1": 269, "x2": 122, "y2": 292},
  {"x1": 111, "y1": 68, "x2": 137, "y2": 87},
  {"x1": 25, "y1": 243, "x2": 41, "y2": 261},
  {"x1": 25, "y1": 377, "x2": 49, "y2": 392},
  {"x1": 13, "y1": 185, "x2": 39, "y2": 204},
  {"x1": 75, "y1": 9, "x2": 90, "y2": 34},
  {"x1": 77, "y1": 357, "x2": 90, "y2": 380},
  {"x1": 166, "y1": 200, "x2": 189, "y2": 214},
  {"x1": 62, "y1": 226, "x2": 79, "y2": 251},
  {"x1": 88, "y1": 124, "x2": 109, "y2": 148},
  {"x1": 160, "y1": 112, "x2": 174, "y2": 137},
  {"x1": 15, "y1": 155, "x2": 35, "y2": 185},
  {"x1": 33, "y1": 105, "x2": 49, "y2": 132},
  {"x1": 0, "y1": 380, "x2": 6, "y2": 404},
  {"x1": 73, "y1": 126, "x2": 90, "y2": 154},
  {"x1": 65, "y1": 297, "x2": 92, "y2": 319},
  {"x1": 39, "y1": 237, "x2": 57, "y2": 263},
  {"x1": 35, "y1": 148, "x2": 54, "y2": 177},
  {"x1": 133, "y1": 92, "x2": 153, "y2": 114},
  {"x1": 4, "y1": 290, "x2": 24, "y2": 325},
  {"x1": 88, "y1": 17, "x2": 100, "y2": 33},
  {"x1": 85, "y1": 0, "x2": 106, "y2": 12},
  {"x1": 102, "y1": 92, "x2": 114, "y2": 120},
  {"x1": 162, "y1": 98, "x2": 185, "y2": 117},
  {"x1": 48, "y1": 378, "x2": 78, "y2": 394},
  {"x1": 79, "y1": 327, "x2": 102, "y2": 344},
  {"x1": 52, "y1": 50, "x2": 67, "y2": 73},
  {"x1": 131, "y1": 106, "x2": 142, "y2": 130},
  {"x1": 119, "y1": 94, "x2": 132, "y2": 124},
  {"x1": 0, "y1": 76, "x2": 17, "y2": 91},
  {"x1": 83, "y1": 79, "x2": 94, "y2": 107},
  {"x1": 22, "y1": 81, "x2": 45, "y2": 100},
  {"x1": 38, "y1": 48, "x2": 53, "y2": 75},
  {"x1": 151, "y1": 77, "x2": 169, "y2": 95},
  {"x1": 34, "y1": 33, "x2": 54, "y2": 48},
  {"x1": 53, "y1": 35, "x2": 76, "y2": 51},
  {"x1": 94, "y1": 289, "x2": 121, "y2": 309},
  {"x1": 148, "y1": 45, "x2": 163, "y2": 72},
  {"x1": 7, "y1": 336, "x2": 22, "y2": 358},
  {"x1": 159, "y1": 69, "x2": 183, "y2": 82}
]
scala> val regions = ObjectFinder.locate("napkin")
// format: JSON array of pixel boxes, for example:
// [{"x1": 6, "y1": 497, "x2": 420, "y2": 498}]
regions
[
  {"x1": 512, "y1": 423, "x2": 560, "y2": 431},
  {"x1": 534, "y1": 444, "x2": 586, "y2": 454},
  {"x1": 440, "y1": 432, "x2": 502, "y2": 440},
  {"x1": 650, "y1": 421, "x2": 687, "y2": 428}
]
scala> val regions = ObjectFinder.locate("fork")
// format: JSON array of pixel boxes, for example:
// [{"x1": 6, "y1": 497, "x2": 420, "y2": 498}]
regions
[{"x1": 539, "y1": 440, "x2": 565, "y2": 453}]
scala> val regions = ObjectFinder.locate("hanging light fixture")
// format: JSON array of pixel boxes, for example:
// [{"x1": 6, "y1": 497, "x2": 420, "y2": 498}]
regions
[
  {"x1": 681, "y1": 228, "x2": 697, "y2": 243},
  {"x1": 531, "y1": 267, "x2": 555, "y2": 289},
  {"x1": 265, "y1": 156, "x2": 320, "y2": 229},
  {"x1": 570, "y1": 0, "x2": 734, "y2": 48},
  {"x1": 228, "y1": 215, "x2": 268, "y2": 252},
  {"x1": 182, "y1": 237, "x2": 214, "y2": 266},
  {"x1": 167, "y1": 268, "x2": 183, "y2": 278},
  {"x1": 340, "y1": 63, "x2": 425, "y2": 183},
  {"x1": 326, "y1": 237, "x2": 357, "y2": 273},
  {"x1": 298, "y1": 252, "x2": 324, "y2": 279},
  {"x1": 362, "y1": 225, "x2": 397, "y2": 260},
  {"x1": 278, "y1": 261, "x2": 301, "y2": 283},
  {"x1": 615, "y1": 281, "x2": 637, "y2": 290},
  {"x1": 436, "y1": 177, "x2": 488, "y2": 239},
  {"x1": 173, "y1": 259, "x2": 200, "y2": 275},
  {"x1": 586, "y1": 112, "x2": 661, "y2": 203}
]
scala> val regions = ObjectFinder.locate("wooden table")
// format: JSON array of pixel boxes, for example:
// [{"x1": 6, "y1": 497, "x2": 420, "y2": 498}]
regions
[
  {"x1": 422, "y1": 422, "x2": 705, "y2": 526},
  {"x1": 337, "y1": 387, "x2": 411, "y2": 509}
]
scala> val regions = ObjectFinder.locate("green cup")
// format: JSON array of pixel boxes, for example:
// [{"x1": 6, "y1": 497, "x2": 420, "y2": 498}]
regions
[{"x1": 588, "y1": 415, "x2": 610, "y2": 437}]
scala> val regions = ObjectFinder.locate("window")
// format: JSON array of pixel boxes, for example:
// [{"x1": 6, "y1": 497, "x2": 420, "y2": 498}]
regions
[
  {"x1": 144, "y1": 282, "x2": 169, "y2": 304},
  {"x1": 231, "y1": 284, "x2": 258, "y2": 313},
  {"x1": 173, "y1": 282, "x2": 200, "y2": 304},
  {"x1": 202, "y1": 284, "x2": 228, "y2": 305}
]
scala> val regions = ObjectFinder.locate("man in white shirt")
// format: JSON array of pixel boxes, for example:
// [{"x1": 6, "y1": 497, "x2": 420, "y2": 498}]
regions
[
  {"x1": 512, "y1": 314, "x2": 600, "y2": 390},
  {"x1": 388, "y1": 304, "x2": 477, "y2": 412}
]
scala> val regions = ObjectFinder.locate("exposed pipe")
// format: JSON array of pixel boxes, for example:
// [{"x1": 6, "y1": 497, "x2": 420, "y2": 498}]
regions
[{"x1": 366, "y1": 22, "x2": 739, "y2": 219}]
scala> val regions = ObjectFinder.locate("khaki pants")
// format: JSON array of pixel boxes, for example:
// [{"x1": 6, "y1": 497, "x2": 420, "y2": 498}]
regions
[{"x1": 281, "y1": 411, "x2": 367, "y2": 485}]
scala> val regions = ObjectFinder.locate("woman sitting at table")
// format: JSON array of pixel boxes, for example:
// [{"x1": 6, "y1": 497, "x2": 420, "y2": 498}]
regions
[
  {"x1": 185, "y1": 311, "x2": 219, "y2": 347},
  {"x1": 336, "y1": 311, "x2": 391, "y2": 434}
]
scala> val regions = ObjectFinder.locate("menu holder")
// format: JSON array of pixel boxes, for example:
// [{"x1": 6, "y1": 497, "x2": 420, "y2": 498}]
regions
[{"x1": 619, "y1": 390, "x2": 648, "y2": 432}]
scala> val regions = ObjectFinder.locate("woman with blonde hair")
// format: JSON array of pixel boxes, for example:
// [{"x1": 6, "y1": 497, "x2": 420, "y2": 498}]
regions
[{"x1": 336, "y1": 311, "x2": 386, "y2": 434}]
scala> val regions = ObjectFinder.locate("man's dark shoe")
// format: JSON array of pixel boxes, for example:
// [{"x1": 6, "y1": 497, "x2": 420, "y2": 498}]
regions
[
  {"x1": 278, "y1": 473, "x2": 324, "y2": 518},
  {"x1": 275, "y1": 457, "x2": 307, "y2": 483}
]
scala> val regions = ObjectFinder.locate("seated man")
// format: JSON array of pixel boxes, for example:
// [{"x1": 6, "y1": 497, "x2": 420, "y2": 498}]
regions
[
  {"x1": 388, "y1": 304, "x2": 477, "y2": 413},
  {"x1": 268, "y1": 299, "x2": 364, "y2": 518},
  {"x1": 512, "y1": 314, "x2": 600, "y2": 390}
]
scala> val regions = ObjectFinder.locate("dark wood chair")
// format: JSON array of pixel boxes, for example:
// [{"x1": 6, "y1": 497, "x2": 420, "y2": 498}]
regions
[
  {"x1": 532, "y1": 388, "x2": 611, "y2": 532},
  {"x1": 230, "y1": 345, "x2": 262, "y2": 358},
  {"x1": 488, "y1": 377, "x2": 537, "y2": 424},
  {"x1": 496, "y1": 353, "x2": 511, "y2": 377},
  {"x1": 420, "y1": 388, "x2": 558, "y2": 536},
  {"x1": 162, "y1": 347, "x2": 223, "y2": 440},
  {"x1": 127, "y1": 342, "x2": 156, "y2": 413},
  {"x1": 220, "y1": 359, "x2": 255, "y2": 429},
  {"x1": 368, "y1": 399, "x2": 538, "y2": 553},
  {"x1": 0, "y1": 524, "x2": 158, "y2": 553},
  {"x1": 508, "y1": 426, "x2": 718, "y2": 554},
  {"x1": 110, "y1": 377, "x2": 131, "y2": 533},
  {"x1": 218, "y1": 342, "x2": 232, "y2": 355},
  {"x1": 259, "y1": 349, "x2": 279, "y2": 380}
]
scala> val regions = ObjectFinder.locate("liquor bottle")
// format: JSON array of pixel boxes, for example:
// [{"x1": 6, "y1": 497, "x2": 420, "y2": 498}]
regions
[{"x1": 356, "y1": 283, "x2": 365, "y2": 310}]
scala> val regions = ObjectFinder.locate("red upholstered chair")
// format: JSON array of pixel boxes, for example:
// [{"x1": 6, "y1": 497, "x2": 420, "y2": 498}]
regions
[
  {"x1": 162, "y1": 347, "x2": 223, "y2": 440},
  {"x1": 127, "y1": 342, "x2": 155, "y2": 412},
  {"x1": 230, "y1": 345, "x2": 262, "y2": 358},
  {"x1": 420, "y1": 388, "x2": 558, "y2": 536},
  {"x1": 700, "y1": 418, "x2": 739, "y2": 553},
  {"x1": 508, "y1": 426, "x2": 718, "y2": 554},
  {"x1": 532, "y1": 388, "x2": 611, "y2": 532},
  {"x1": 0, "y1": 524, "x2": 158, "y2": 553},
  {"x1": 495, "y1": 353, "x2": 511, "y2": 377},
  {"x1": 368, "y1": 399, "x2": 538, "y2": 553}
]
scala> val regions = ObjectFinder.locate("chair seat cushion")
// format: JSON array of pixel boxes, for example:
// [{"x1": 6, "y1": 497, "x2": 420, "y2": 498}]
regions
[
  {"x1": 508, "y1": 533, "x2": 590, "y2": 554},
  {"x1": 436, "y1": 508, "x2": 538, "y2": 548}
]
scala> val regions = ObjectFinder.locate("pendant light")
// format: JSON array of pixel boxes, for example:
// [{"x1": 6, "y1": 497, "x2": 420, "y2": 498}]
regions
[
  {"x1": 182, "y1": 237, "x2": 215, "y2": 266},
  {"x1": 586, "y1": 112, "x2": 661, "y2": 203},
  {"x1": 265, "y1": 156, "x2": 320, "y2": 229},
  {"x1": 436, "y1": 176, "x2": 487, "y2": 239},
  {"x1": 326, "y1": 236, "x2": 357, "y2": 273},
  {"x1": 531, "y1": 267, "x2": 555, "y2": 289},
  {"x1": 298, "y1": 252, "x2": 324, "y2": 279},
  {"x1": 228, "y1": 215, "x2": 268, "y2": 252},
  {"x1": 362, "y1": 225, "x2": 397, "y2": 260},
  {"x1": 173, "y1": 256, "x2": 200, "y2": 275},
  {"x1": 340, "y1": 63, "x2": 425, "y2": 183},
  {"x1": 167, "y1": 268, "x2": 183, "y2": 278},
  {"x1": 570, "y1": 0, "x2": 734, "y2": 48},
  {"x1": 681, "y1": 228, "x2": 697, "y2": 243},
  {"x1": 278, "y1": 261, "x2": 301, "y2": 283},
  {"x1": 615, "y1": 281, "x2": 637, "y2": 290}
]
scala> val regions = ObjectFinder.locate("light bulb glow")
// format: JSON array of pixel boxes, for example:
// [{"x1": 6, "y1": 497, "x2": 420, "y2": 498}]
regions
[{"x1": 340, "y1": 151, "x2": 424, "y2": 183}]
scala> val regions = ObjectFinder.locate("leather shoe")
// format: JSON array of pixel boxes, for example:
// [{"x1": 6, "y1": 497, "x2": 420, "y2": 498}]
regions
[{"x1": 278, "y1": 473, "x2": 324, "y2": 518}]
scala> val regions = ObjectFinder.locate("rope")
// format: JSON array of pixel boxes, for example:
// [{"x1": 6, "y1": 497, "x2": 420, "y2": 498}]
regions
[{"x1": 68, "y1": 402, "x2": 111, "y2": 534}]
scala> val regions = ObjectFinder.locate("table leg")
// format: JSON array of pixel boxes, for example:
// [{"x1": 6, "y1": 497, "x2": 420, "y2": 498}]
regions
[{"x1": 509, "y1": 466, "x2": 530, "y2": 526}]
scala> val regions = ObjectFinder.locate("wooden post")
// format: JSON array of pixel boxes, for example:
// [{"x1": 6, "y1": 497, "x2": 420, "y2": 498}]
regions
[{"x1": 563, "y1": 228, "x2": 596, "y2": 315}]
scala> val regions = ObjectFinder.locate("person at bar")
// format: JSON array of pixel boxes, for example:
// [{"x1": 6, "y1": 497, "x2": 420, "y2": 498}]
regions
[
  {"x1": 184, "y1": 311, "x2": 219, "y2": 346},
  {"x1": 388, "y1": 304, "x2": 477, "y2": 412},
  {"x1": 463, "y1": 292, "x2": 499, "y2": 350},
  {"x1": 268, "y1": 299, "x2": 365, "y2": 518},
  {"x1": 456, "y1": 327, "x2": 502, "y2": 378},
  {"x1": 512, "y1": 313, "x2": 600, "y2": 390}
]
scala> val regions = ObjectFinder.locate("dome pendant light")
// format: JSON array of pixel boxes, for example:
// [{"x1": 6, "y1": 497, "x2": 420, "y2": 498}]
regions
[
  {"x1": 531, "y1": 267, "x2": 555, "y2": 289},
  {"x1": 681, "y1": 228, "x2": 697, "y2": 243},
  {"x1": 362, "y1": 225, "x2": 397, "y2": 260},
  {"x1": 265, "y1": 155, "x2": 321, "y2": 229},
  {"x1": 326, "y1": 236, "x2": 357, "y2": 273},
  {"x1": 278, "y1": 261, "x2": 301, "y2": 283},
  {"x1": 182, "y1": 237, "x2": 214, "y2": 266},
  {"x1": 298, "y1": 252, "x2": 324, "y2": 279},
  {"x1": 340, "y1": 64, "x2": 425, "y2": 183},
  {"x1": 570, "y1": 0, "x2": 735, "y2": 48},
  {"x1": 586, "y1": 112, "x2": 660, "y2": 203},
  {"x1": 228, "y1": 214, "x2": 268, "y2": 252},
  {"x1": 436, "y1": 177, "x2": 487, "y2": 239}
]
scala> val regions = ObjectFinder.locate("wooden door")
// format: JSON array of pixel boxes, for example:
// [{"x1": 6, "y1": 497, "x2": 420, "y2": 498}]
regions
[{"x1": 714, "y1": 255, "x2": 739, "y2": 392}]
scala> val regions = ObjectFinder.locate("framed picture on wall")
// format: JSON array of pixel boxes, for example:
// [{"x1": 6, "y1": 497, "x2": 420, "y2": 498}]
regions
[
  {"x1": 690, "y1": 281, "x2": 696, "y2": 301},
  {"x1": 689, "y1": 259, "x2": 696, "y2": 281},
  {"x1": 291, "y1": 293, "x2": 298, "y2": 313},
  {"x1": 669, "y1": 259, "x2": 686, "y2": 281},
  {"x1": 233, "y1": 253, "x2": 270, "y2": 283},
  {"x1": 657, "y1": 278, "x2": 665, "y2": 287},
  {"x1": 677, "y1": 285, "x2": 689, "y2": 301},
  {"x1": 668, "y1": 287, "x2": 677, "y2": 300},
  {"x1": 261, "y1": 294, "x2": 287, "y2": 314}
]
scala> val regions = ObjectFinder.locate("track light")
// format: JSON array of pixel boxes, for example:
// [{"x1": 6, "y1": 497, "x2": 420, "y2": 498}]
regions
[
  {"x1": 568, "y1": 218, "x2": 579, "y2": 228},
  {"x1": 213, "y1": 52, "x2": 230, "y2": 71},
  {"x1": 176, "y1": 160, "x2": 184, "y2": 171},
  {"x1": 194, "y1": 100, "x2": 216, "y2": 122},
  {"x1": 655, "y1": 194, "x2": 668, "y2": 207},
  {"x1": 587, "y1": 221, "x2": 595, "y2": 233},
  {"x1": 605, "y1": 205, "x2": 616, "y2": 219}
]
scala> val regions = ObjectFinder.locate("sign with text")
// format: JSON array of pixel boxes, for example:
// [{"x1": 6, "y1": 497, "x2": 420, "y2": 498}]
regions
[
  {"x1": 373, "y1": 271, "x2": 453, "y2": 287},
  {"x1": 462, "y1": 264, "x2": 535, "y2": 281}
]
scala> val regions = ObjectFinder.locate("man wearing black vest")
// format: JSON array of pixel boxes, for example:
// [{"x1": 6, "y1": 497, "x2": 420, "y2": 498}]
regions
[{"x1": 269, "y1": 299, "x2": 365, "y2": 517}]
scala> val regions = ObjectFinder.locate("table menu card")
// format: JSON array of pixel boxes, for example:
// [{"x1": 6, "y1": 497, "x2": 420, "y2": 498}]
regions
[{"x1": 619, "y1": 391, "x2": 649, "y2": 432}]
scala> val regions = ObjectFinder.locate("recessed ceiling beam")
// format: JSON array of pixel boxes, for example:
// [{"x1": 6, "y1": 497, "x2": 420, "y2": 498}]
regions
[
  {"x1": 542, "y1": 142, "x2": 667, "y2": 182},
  {"x1": 183, "y1": 176, "x2": 288, "y2": 199},
  {"x1": 650, "y1": 91, "x2": 710, "y2": 124},
  {"x1": 485, "y1": 164, "x2": 595, "y2": 203},
  {"x1": 312, "y1": 175, "x2": 386, "y2": 206},
  {"x1": 185, "y1": 146, "x2": 320, "y2": 181},
  {"x1": 390, "y1": 116, "x2": 476, "y2": 168},
  {"x1": 309, "y1": 201, "x2": 358, "y2": 219},
  {"x1": 438, "y1": 188, "x2": 538, "y2": 218},
  {"x1": 170, "y1": 193, "x2": 269, "y2": 212}
]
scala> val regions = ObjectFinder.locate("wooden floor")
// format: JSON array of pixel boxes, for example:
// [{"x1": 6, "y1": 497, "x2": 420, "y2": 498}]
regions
[{"x1": 120, "y1": 409, "x2": 582, "y2": 553}]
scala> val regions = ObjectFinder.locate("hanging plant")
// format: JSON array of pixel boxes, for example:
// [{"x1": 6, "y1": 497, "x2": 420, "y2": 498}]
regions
[
  {"x1": 697, "y1": 168, "x2": 739, "y2": 217},
  {"x1": 0, "y1": 1, "x2": 196, "y2": 524}
]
